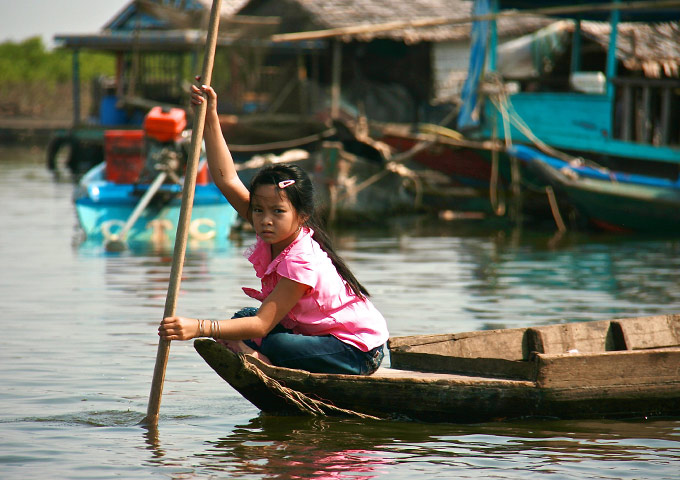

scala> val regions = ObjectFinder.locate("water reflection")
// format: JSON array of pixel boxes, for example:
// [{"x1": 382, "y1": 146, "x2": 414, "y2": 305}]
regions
[
  {"x1": 142, "y1": 415, "x2": 679, "y2": 479},
  {"x1": 141, "y1": 423, "x2": 166, "y2": 462},
  {"x1": 76, "y1": 236, "x2": 236, "y2": 257},
  {"x1": 205, "y1": 416, "x2": 396, "y2": 479}
]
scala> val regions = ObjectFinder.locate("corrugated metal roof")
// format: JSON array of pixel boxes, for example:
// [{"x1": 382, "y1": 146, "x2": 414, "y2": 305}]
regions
[{"x1": 104, "y1": 0, "x2": 254, "y2": 31}]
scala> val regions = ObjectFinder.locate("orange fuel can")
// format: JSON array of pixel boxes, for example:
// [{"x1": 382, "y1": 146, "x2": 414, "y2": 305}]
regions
[{"x1": 143, "y1": 106, "x2": 187, "y2": 142}]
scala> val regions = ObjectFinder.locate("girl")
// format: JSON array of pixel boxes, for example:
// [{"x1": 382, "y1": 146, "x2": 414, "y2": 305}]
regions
[{"x1": 158, "y1": 83, "x2": 389, "y2": 375}]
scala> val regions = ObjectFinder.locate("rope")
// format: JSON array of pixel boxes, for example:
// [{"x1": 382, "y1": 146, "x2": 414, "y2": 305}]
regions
[
  {"x1": 239, "y1": 354, "x2": 381, "y2": 420},
  {"x1": 386, "y1": 106, "x2": 460, "y2": 165},
  {"x1": 486, "y1": 75, "x2": 574, "y2": 231},
  {"x1": 489, "y1": 124, "x2": 506, "y2": 216},
  {"x1": 487, "y1": 77, "x2": 582, "y2": 164},
  {"x1": 228, "y1": 127, "x2": 337, "y2": 152},
  {"x1": 326, "y1": 143, "x2": 424, "y2": 210},
  {"x1": 545, "y1": 186, "x2": 567, "y2": 232},
  {"x1": 335, "y1": 158, "x2": 424, "y2": 210}
]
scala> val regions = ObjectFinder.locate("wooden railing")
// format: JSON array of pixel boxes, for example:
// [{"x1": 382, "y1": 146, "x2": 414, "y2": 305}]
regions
[{"x1": 612, "y1": 77, "x2": 680, "y2": 147}]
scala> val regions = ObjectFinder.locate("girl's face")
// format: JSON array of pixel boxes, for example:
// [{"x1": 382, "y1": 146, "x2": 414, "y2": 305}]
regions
[{"x1": 251, "y1": 185, "x2": 303, "y2": 256}]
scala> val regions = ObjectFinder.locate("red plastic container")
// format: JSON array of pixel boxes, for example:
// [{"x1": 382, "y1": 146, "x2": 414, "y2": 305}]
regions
[
  {"x1": 143, "y1": 106, "x2": 187, "y2": 142},
  {"x1": 104, "y1": 130, "x2": 145, "y2": 183},
  {"x1": 196, "y1": 163, "x2": 209, "y2": 185}
]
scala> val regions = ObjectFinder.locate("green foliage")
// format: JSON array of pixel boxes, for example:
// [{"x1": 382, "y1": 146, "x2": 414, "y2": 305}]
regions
[{"x1": 0, "y1": 36, "x2": 115, "y2": 87}]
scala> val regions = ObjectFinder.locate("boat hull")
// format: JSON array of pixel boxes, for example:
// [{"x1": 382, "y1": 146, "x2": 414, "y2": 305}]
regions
[
  {"x1": 194, "y1": 339, "x2": 540, "y2": 423},
  {"x1": 559, "y1": 179, "x2": 680, "y2": 232},
  {"x1": 512, "y1": 145, "x2": 680, "y2": 232}
]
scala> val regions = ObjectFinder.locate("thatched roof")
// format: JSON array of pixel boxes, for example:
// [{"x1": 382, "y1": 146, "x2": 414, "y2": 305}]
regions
[
  {"x1": 65, "y1": 0, "x2": 680, "y2": 77},
  {"x1": 89, "y1": 0, "x2": 551, "y2": 45},
  {"x1": 581, "y1": 21, "x2": 680, "y2": 77},
  {"x1": 239, "y1": 0, "x2": 552, "y2": 43}
]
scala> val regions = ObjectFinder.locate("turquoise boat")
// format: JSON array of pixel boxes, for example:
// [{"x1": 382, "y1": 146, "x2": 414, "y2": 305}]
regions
[{"x1": 74, "y1": 163, "x2": 237, "y2": 248}]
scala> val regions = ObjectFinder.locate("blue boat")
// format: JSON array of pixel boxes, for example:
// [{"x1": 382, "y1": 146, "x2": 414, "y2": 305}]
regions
[
  {"x1": 508, "y1": 144, "x2": 680, "y2": 232},
  {"x1": 74, "y1": 162, "x2": 238, "y2": 249}
]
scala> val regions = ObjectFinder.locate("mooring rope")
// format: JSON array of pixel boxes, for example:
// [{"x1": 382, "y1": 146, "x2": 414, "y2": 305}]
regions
[
  {"x1": 239, "y1": 354, "x2": 381, "y2": 420},
  {"x1": 485, "y1": 75, "x2": 574, "y2": 231}
]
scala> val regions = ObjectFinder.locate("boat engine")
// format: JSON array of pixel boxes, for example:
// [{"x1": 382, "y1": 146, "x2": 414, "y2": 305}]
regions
[
  {"x1": 103, "y1": 107, "x2": 208, "y2": 185},
  {"x1": 140, "y1": 106, "x2": 189, "y2": 184}
]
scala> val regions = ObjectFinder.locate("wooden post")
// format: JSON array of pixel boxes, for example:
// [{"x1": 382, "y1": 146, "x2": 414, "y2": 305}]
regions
[
  {"x1": 331, "y1": 39, "x2": 342, "y2": 120},
  {"x1": 621, "y1": 84, "x2": 632, "y2": 141},
  {"x1": 659, "y1": 86, "x2": 672, "y2": 145},
  {"x1": 640, "y1": 86, "x2": 652, "y2": 143},
  {"x1": 115, "y1": 53, "x2": 125, "y2": 99},
  {"x1": 311, "y1": 50, "x2": 320, "y2": 113},
  {"x1": 72, "y1": 49, "x2": 81, "y2": 126},
  {"x1": 298, "y1": 49, "x2": 307, "y2": 114},
  {"x1": 570, "y1": 19, "x2": 582, "y2": 72}
]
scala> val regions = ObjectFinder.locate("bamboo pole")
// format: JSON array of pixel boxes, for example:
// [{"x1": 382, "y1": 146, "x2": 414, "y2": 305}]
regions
[
  {"x1": 271, "y1": 0, "x2": 680, "y2": 43},
  {"x1": 144, "y1": 0, "x2": 222, "y2": 427}
]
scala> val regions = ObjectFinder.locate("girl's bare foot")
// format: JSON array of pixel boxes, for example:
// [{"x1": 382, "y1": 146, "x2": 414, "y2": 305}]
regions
[{"x1": 220, "y1": 339, "x2": 272, "y2": 364}]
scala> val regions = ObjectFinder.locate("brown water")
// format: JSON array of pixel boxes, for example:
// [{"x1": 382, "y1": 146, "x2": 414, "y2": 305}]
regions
[{"x1": 1, "y1": 145, "x2": 679, "y2": 479}]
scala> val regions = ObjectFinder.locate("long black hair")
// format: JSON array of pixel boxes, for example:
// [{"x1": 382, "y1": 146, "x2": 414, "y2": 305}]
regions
[{"x1": 248, "y1": 163, "x2": 369, "y2": 298}]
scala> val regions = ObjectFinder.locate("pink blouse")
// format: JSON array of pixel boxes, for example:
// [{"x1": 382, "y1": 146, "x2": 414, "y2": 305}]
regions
[{"x1": 242, "y1": 227, "x2": 389, "y2": 351}]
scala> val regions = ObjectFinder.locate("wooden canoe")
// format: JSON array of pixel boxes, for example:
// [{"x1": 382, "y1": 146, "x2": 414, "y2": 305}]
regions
[{"x1": 194, "y1": 314, "x2": 680, "y2": 422}]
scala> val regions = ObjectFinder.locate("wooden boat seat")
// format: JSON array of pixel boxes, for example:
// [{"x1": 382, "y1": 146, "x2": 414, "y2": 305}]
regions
[
  {"x1": 528, "y1": 314, "x2": 680, "y2": 355},
  {"x1": 388, "y1": 314, "x2": 680, "y2": 380}
]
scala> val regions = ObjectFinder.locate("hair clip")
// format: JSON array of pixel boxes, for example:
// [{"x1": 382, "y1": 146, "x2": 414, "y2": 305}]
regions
[{"x1": 278, "y1": 179, "x2": 295, "y2": 189}]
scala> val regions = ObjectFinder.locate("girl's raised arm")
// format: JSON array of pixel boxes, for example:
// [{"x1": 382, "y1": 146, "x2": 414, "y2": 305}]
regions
[{"x1": 191, "y1": 83, "x2": 250, "y2": 220}]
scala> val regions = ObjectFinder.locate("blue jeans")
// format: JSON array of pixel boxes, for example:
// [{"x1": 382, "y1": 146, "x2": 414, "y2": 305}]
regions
[{"x1": 232, "y1": 307, "x2": 384, "y2": 375}]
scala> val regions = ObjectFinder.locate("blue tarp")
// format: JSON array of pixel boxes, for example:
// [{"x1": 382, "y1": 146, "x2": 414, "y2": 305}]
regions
[
  {"x1": 456, "y1": 0, "x2": 490, "y2": 131},
  {"x1": 508, "y1": 144, "x2": 680, "y2": 188}
]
